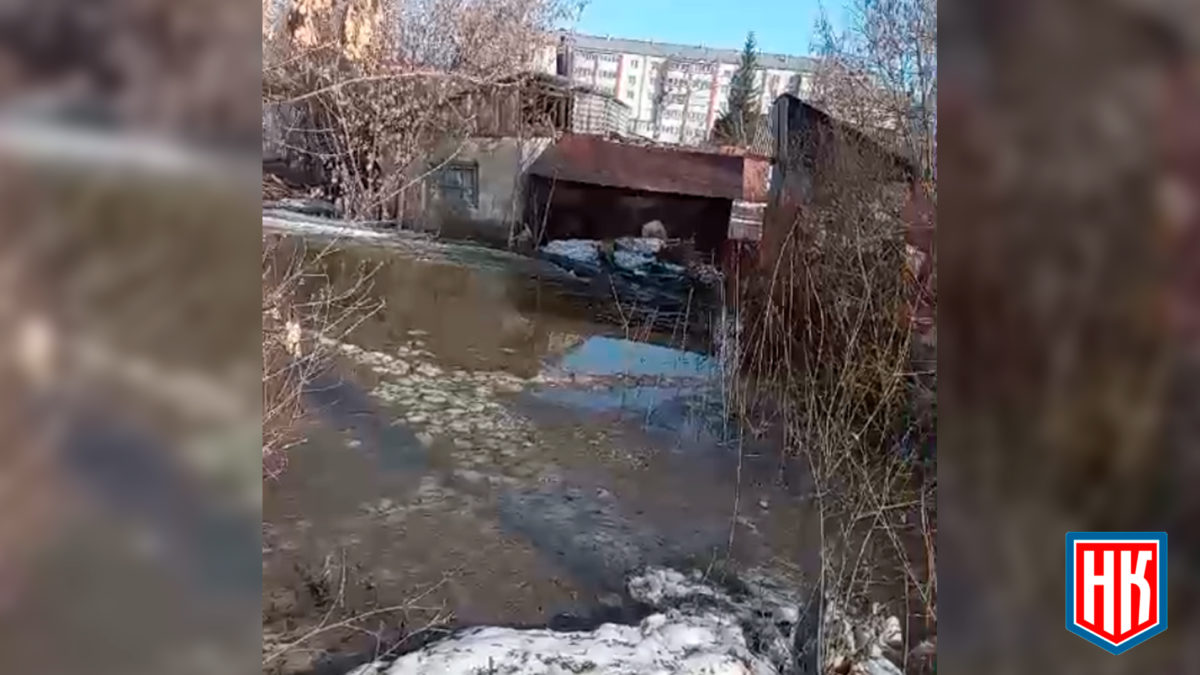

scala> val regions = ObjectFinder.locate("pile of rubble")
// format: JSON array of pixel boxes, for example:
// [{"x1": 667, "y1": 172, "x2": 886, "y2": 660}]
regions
[{"x1": 539, "y1": 237, "x2": 723, "y2": 311}]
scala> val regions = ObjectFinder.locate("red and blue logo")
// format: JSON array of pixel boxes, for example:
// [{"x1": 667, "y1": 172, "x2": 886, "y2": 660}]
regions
[{"x1": 1066, "y1": 531, "x2": 1167, "y2": 654}]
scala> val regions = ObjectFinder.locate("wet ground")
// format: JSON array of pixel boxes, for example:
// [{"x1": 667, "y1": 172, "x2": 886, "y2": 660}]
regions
[{"x1": 261, "y1": 239, "x2": 820, "y2": 674}]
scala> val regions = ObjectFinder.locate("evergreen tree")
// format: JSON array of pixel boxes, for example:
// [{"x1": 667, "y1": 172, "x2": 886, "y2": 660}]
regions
[{"x1": 712, "y1": 31, "x2": 762, "y2": 146}]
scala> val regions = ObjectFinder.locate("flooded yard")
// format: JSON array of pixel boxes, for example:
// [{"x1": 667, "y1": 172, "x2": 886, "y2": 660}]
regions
[{"x1": 262, "y1": 237, "x2": 822, "y2": 674}]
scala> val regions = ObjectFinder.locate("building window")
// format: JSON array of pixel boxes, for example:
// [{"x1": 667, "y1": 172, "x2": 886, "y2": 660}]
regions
[
  {"x1": 630, "y1": 58, "x2": 639, "y2": 68},
  {"x1": 627, "y1": 74, "x2": 637, "y2": 87},
  {"x1": 626, "y1": 90, "x2": 635, "y2": 100},
  {"x1": 434, "y1": 161, "x2": 477, "y2": 208}
]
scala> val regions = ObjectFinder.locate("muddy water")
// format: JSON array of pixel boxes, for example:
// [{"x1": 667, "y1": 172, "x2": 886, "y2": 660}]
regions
[{"x1": 262, "y1": 239, "x2": 820, "y2": 673}]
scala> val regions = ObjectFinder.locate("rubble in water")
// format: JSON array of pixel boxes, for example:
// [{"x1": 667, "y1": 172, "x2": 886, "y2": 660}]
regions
[{"x1": 537, "y1": 237, "x2": 722, "y2": 313}]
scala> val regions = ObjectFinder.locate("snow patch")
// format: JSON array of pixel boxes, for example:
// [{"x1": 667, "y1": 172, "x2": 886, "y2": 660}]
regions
[
  {"x1": 348, "y1": 566, "x2": 802, "y2": 675},
  {"x1": 263, "y1": 212, "x2": 396, "y2": 240},
  {"x1": 343, "y1": 567, "x2": 908, "y2": 675},
  {"x1": 627, "y1": 567, "x2": 720, "y2": 606},
  {"x1": 823, "y1": 599, "x2": 906, "y2": 675},
  {"x1": 350, "y1": 610, "x2": 774, "y2": 675}
]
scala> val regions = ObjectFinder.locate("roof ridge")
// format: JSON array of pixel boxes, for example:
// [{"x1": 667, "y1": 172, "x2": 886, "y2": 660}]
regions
[{"x1": 560, "y1": 31, "x2": 816, "y2": 65}]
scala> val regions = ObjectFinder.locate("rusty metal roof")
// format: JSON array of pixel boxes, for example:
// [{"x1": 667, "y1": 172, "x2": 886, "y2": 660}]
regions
[{"x1": 528, "y1": 133, "x2": 744, "y2": 200}]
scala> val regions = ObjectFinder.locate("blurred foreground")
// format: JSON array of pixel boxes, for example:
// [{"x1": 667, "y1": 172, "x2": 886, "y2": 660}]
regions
[
  {"x1": 0, "y1": 1, "x2": 261, "y2": 673},
  {"x1": 940, "y1": 0, "x2": 1200, "y2": 672}
]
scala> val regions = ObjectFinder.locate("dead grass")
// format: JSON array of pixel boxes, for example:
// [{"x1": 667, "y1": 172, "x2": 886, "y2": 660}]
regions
[
  {"x1": 731, "y1": 130, "x2": 935, "y2": 672},
  {"x1": 261, "y1": 233, "x2": 382, "y2": 476},
  {"x1": 263, "y1": 551, "x2": 455, "y2": 672}
]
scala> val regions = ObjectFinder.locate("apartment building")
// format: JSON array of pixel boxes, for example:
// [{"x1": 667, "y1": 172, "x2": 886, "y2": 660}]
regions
[{"x1": 545, "y1": 33, "x2": 816, "y2": 146}]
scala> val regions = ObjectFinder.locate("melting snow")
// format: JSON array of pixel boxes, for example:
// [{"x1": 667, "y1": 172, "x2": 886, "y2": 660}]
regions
[
  {"x1": 342, "y1": 566, "x2": 907, "y2": 675},
  {"x1": 626, "y1": 567, "x2": 721, "y2": 606},
  {"x1": 348, "y1": 611, "x2": 774, "y2": 675},
  {"x1": 347, "y1": 567, "x2": 789, "y2": 675}
]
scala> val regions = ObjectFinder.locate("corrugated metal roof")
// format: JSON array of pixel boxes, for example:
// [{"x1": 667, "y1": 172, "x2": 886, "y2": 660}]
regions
[
  {"x1": 562, "y1": 32, "x2": 817, "y2": 72},
  {"x1": 528, "y1": 133, "x2": 745, "y2": 200}
]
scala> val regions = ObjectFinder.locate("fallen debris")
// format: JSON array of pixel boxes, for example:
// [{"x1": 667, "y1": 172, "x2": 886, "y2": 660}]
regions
[
  {"x1": 537, "y1": 237, "x2": 723, "y2": 325},
  {"x1": 822, "y1": 598, "x2": 908, "y2": 675}
]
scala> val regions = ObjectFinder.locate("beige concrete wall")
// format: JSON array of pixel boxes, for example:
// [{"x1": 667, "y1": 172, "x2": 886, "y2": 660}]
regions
[{"x1": 425, "y1": 136, "x2": 553, "y2": 244}]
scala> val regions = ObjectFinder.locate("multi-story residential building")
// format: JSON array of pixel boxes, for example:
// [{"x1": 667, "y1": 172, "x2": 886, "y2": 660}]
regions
[{"x1": 543, "y1": 32, "x2": 817, "y2": 147}]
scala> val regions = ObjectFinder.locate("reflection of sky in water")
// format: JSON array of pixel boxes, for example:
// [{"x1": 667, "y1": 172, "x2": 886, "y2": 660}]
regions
[
  {"x1": 536, "y1": 337, "x2": 723, "y2": 439},
  {"x1": 558, "y1": 336, "x2": 717, "y2": 378},
  {"x1": 538, "y1": 385, "x2": 695, "y2": 414}
]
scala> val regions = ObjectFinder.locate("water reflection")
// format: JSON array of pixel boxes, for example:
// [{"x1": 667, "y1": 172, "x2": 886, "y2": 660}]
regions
[
  {"x1": 532, "y1": 336, "x2": 726, "y2": 441},
  {"x1": 263, "y1": 237, "x2": 815, "y2": 673}
]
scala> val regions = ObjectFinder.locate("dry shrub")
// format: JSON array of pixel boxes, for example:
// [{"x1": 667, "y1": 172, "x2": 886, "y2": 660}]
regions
[
  {"x1": 261, "y1": 234, "x2": 380, "y2": 477},
  {"x1": 262, "y1": 0, "x2": 573, "y2": 219},
  {"x1": 726, "y1": 3, "x2": 939, "y2": 671},
  {"x1": 260, "y1": 0, "x2": 568, "y2": 471},
  {"x1": 811, "y1": 0, "x2": 936, "y2": 185},
  {"x1": 261, "y1": 236, "x2": 305, "y2": 476},
  {"x1": 735, "y1": 125, "x2": 935, "y2": 672}
]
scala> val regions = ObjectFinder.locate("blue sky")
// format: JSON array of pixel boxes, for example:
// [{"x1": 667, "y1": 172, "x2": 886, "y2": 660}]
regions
[{"x1": 560, "y1": 0, "x2": 842, "y2": 57}]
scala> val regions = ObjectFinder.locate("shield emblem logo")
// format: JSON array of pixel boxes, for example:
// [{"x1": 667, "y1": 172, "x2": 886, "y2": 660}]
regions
[{"x1": 1066, "y1": 532, "x2": 1168, "y2": 654}]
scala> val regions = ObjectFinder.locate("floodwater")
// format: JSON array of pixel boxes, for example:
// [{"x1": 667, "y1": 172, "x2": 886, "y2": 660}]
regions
[{"x1": 261, "y1": 237, "x2": 820, "y2": 674}]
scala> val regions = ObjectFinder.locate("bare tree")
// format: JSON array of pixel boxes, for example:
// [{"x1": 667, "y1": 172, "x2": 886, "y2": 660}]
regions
[
  {"x1": 677, "y1": 59, "x2": 718, "y2": 146},
  {"x1": 263, "y1": 0, "x2": 574, "y2": 219},
  {"x1": 648, "y1": 56, "x2": 674, "y2": 140},
  {"x1": 260, "y1": 0, "x2": 574, "y2": 472},
  {"x1": 648, "y1": 57, "x2": 712, "y2": 145},
  {"x1": 811, "y1": 0, "x2": 936, "y2": 185}
]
